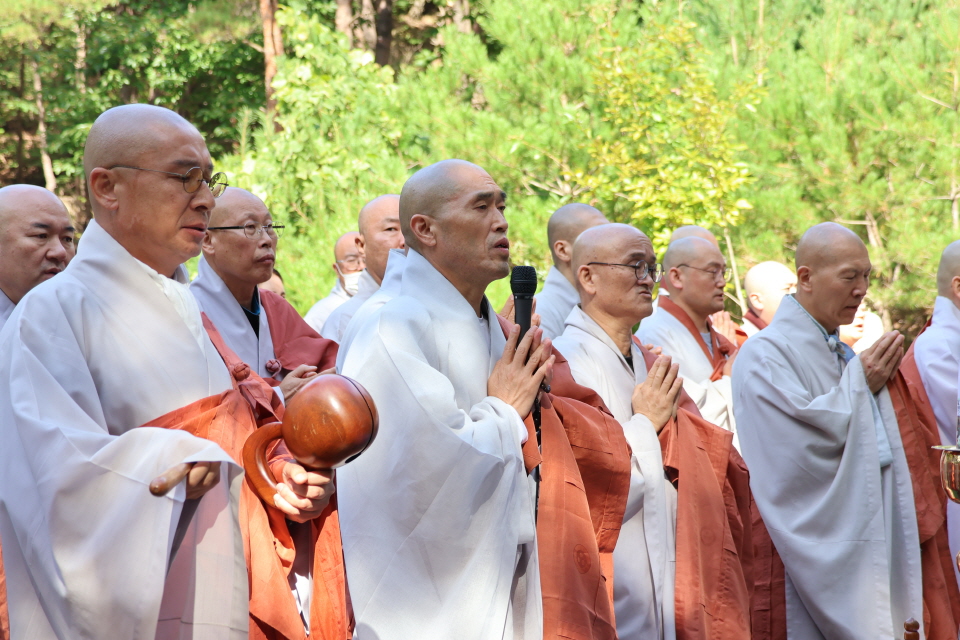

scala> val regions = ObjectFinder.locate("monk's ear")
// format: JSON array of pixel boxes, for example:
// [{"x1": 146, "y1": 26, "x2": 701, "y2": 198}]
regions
[
  {"x1": 201, "y1": 231, "x2": 215, "y2": 256},
  {"x1": 88, "y1": 167, "x2": 120, "y2": 215},
  {"x1": 952, "y1": 275, "x2": 960, "y2": 301},
  {"x1": 408, "y1": 214, "x2": 437, "y2": 248},
  {"x1": 796, "y1": 265, "x2": 814, "y2": 293},
  {"x1": 554, "y1": 239, "x2": 572, "y2": 264},
  {"x1": 578, "y1": 265, "x2": 597, "y2": 295},
  {"x1": 667, "y1": 266, "x2": 684, "y2": 290},
  {"x1": 356, "y1": 234, "x2": 367, "y2": 258},
  {"x1": 748, "y1": 291, "x2": 763, "y2": 312}
]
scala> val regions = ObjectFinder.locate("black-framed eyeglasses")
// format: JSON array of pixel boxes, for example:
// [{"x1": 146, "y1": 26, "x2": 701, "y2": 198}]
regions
[
  {"x1": 207, "y1": 223, "x2": 284, "y2": 239},
  {"x1": 677, "y1": 264, "x2": 731, "y2": 283},
  {"x1": 107, "y1": 165, "x2": 228, "y2": 197},
  {"x1": 587, "y1": 261, "x2": 663, "y2": 283}
]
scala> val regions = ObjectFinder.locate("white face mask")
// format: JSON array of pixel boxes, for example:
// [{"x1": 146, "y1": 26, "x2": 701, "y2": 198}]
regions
[{"x1": 339, "y1": 269, "x2": 362, "y2": 296}]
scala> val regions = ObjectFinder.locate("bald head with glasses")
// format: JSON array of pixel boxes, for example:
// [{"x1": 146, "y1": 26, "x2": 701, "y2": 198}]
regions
[
  {"x1": 84, "y1": 103, "x2": 229, "y2": 277},
  {"x1": 661, "y1": 236, "x2": 730, "y2": 334},
  {"x1": 571, "y1": 223, "x2": 663, "y2": 347}
]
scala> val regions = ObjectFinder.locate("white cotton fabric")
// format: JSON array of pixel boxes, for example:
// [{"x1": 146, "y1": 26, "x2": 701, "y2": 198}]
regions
[
  {"x1": 337, "y1": 249, "x2": 541, "y2": 640},
  {"x1": 0, "y1": 219, "x2": 246, "y2": 640},
  {"x1": 0, "y1": 289, "x2": 14, "y2": 329},
  {"x1": 731, "y1": 295, "x2": 923, "y2": 640},
  {"x1": 320, "y1": 269, "x2": 379, "y2": 342},
  {"x1": 303, "y1": 280, "x2": 351, "y2": 333},
  {"x1": 534, "y1": 266, "x2": 579, "y2": 340},
  {"x1": 636, "y1": 304, "x2": 737, "y2": 447},
  {"x1": 190, "y1": 256, "x2": 278, "y2": 380},
  {"x1": 336, "y1": 249, "x2": 406, "y2": 364},
  {"x1": 553, "y1": 305, "x2": 677, "y2": 640},
  {"x1": 741, "y1": 315, "x2": 761, "y2": 337},
  {"x1": 913, "y1": 295, "x2": 960, "y2": 584}
]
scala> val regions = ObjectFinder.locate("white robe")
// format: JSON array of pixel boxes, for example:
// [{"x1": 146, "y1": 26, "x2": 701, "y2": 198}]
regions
[
  {"x1": 190, "y1": 256, "x2": 280, "y2": 382},
  {"x1": 336, "y1": 250, "x2": 406, "y2": 363},
  {"x1": 320, "y1": 269, "x2": 379, "y2": 342},
  {"x1": 732, "y1": 295, "x2": 923, "y2": 640},
  {"x1": 303, "y1": 280, "x2": 350, "y2": 333},
  {"x1": 0, "y1": 289, "x2": 14, "y2": 329},
  {"x1": 0, "y1": 219, "x2": 246, "y2": 640},
  {"x1": 337, "y1": 249, "x2": 541, "y2": 640},
  {"x1": 534, "y1": 266, "x2": 578, "y2": 340},
  {"x1": 913, "y1": 295, "x2": 960, "y2": 583},
  {"x1": 553, "y1": 305, "x2": 677, "y2": 640},
  {"x1": 636, "y1": 305, "x2": 737, "y2": 445},
  {"x1": 741, "y1": 314, "x2": 761, "y2": 337}
]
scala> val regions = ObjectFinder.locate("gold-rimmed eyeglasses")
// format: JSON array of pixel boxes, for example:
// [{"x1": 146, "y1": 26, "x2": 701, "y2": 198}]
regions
[
  {"x1": 587, "y1": 261, "x2": 663, "y2": 283},
  {"x1": 107, "y1": 165, "x2": 228, "y2": 197}
]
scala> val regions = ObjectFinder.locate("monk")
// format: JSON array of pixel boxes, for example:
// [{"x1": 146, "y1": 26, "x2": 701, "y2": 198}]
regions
[
  {"x1": 260, "y1": 268, "x2": 285, "y2": 297},
  {"x1": 191, "y1": 187, "x2": 337, "y2": 402},
  {"x1": 321, "y1": 194, "x2": 405, "y2": 342},
  {"x1": 536, "y1": 203, "x2": 608, "y2": 338},
  {"x1": 304, "y1": 230, "x2": 363, "y2": 332},
  {"x1": 637, "y1": 236, "x2": 738, "y2": 443},
  {"x1": 732, "y1": 222, "x2": 960, "y2": 640},
  {"x1": 0, "y1": 185, "x2": 75, "y2": 328},
  {"x1": 740, "y1": 261, "x2": 796, "y2": 337},
  {"x1": 554, "y1": 223, "x2": 756, "y2": 640},
  {"x1": 337, "y1": 159, "x2": 631, "y2": 640},
  {"x1": 909, "y1": 240, "x2": 960, "y2": 581}
]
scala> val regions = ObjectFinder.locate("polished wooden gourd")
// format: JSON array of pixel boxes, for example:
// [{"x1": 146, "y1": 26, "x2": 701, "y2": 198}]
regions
[{"x1": 242, "y1": 374, "x2": 379, "y2": 504}]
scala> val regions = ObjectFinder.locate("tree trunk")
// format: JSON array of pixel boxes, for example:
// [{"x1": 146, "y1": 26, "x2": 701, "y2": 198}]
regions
[
  {"x1": 75, "y1": 17, "x2": 86, "y2": 94},
  {"x1": 360, "y1": 0, "x2": 376, "y2": 51},
  {"x1": 16, "y1": 54, "x2": 25, "y2": 182},
  {"x1": 374, "y1": 0, "x2": 393, "y2": 66},
  {"x1": 259, "y1": 0, "x2": 284, "y2": 115},
  {"x1": 336, "y1": 0, "x2": 354, "y2": 48},
  {"x1": 30, "y1": 56, "x2": 56, "y2": 193},
  {"x1": 452, "y1": 0, "x2": 471, "y2": 34}
]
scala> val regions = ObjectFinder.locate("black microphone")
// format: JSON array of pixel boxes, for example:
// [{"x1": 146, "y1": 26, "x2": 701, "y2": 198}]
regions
[{"x1": 510, "y1": 265, "x2": 537, "y2": 343}]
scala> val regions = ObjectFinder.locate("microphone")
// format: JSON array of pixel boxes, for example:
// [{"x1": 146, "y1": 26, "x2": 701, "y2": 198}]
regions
[{"x1": 510, "y1": 265, "x2": 537, "y2": 343}]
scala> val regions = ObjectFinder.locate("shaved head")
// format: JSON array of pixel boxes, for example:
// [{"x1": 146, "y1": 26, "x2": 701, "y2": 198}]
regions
[
  {"x1": 334, "y1": 231, "x2": 361, "y2": 262},
  {"x1": 0, "y1": 185, "x2": 75, "y2": 304},
  {"x1": 794, "y1": 222, "x2": 871, "y2": 333},
  {"x1": 744, "y1": 261, "x2": 797, "y2": 322},
  {"x1": 548, "y1": 203, "x2": 608, "y2": 267},
  {"x1": 357, "y1": 195, "x2": 404, "y2": 284},
  {"x1": 669, "y1": 225, "x2": 719, "y2": 249},
  {"x1": 662, "y1": 236, "x2": 727, "y2": 324},
  {"x1": 573, "y1": 223, "x2": 658, "y2": 335},
  {"x1": 209, "y1": 187, "x2": 267, "y2": 226},
  {"x1": 937, "y1": 240, "x2": 960, "y2": 297},
  {"x1": 662, "y1": 236, "x2": 719, "y2": 275}
]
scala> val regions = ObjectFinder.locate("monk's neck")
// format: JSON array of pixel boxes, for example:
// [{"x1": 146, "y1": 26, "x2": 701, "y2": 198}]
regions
[
  {"x1": 220, "y1": 273, "x2": 259, "y2": 311},
  {"x1": 556, "y1": 261, "x2": 575, "y2": 287},
  {"x1": 583, "y1": 304, "x2": 634, "y2": 357},
  {"x1": 669, "y1": 294, "x2": 709, "y2": 333}
]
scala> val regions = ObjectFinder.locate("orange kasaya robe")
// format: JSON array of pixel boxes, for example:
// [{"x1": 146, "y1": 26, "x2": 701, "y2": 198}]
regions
[
  {"x1": 143, "y1": 315, "x2": 350, "y2": 640},
  {"x1": 495, "y1": 316, "x2": 632, "y2": 640},
  {"x1": 631, "y1": 339, "x2": 758, "y2": 639},
  {"x1": 657, "y1": 296, "x2": 737, "y2": 380},
  {"x1": 741, "y1": 332, "x2": 960, "y2": 640},
  {"x1": 0, "y1": 546, "x2": 7, "y2": 640},
  {"x1": 260, "y1": 289, "x2": 337, "y2": 373}
]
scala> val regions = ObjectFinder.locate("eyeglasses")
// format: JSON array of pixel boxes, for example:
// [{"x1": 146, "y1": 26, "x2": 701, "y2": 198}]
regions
[
  {"x1": 587, "y1": 261, "x2": 663, "y2": 283},
  {"x1": 207, "y1": 223, "x2": 284, "y2": 238},
  {"x1": 336, "y1": 256, "x2": 364, "y2": 269},
  {"x1": 677, "y1": 264, "x2": 731, "y2": 283},
  {"x1": 107, "y1": 165, "x2": 228, "y2": 197}
]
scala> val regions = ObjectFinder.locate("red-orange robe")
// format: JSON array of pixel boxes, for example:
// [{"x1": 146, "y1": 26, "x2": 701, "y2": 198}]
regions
[
  {"x1": 260, "y1": 289, "x2": 337, "y2": 373},
  {"x1": 144, "y1": 316, "x2": 350, "y2": 640}
]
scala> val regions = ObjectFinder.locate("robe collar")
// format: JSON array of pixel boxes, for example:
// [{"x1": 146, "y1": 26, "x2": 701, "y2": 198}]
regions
[
  {"x1": 657, "y1": 295, "x2": 735, "y2": 380},
  {"x1": 931, "y1": 295, "x2": 960, "y2": 333},
  {"x1": 0, "y1": 288, "x2": 14, "y2": 330},
  {"x1": 356, "y1": 269, "x2": 379, "y2": 299},
  {"x1": 190, "y1": 256, "x2": 277, "y2": 379},
  {"x1": 564, "y1": 304, "x2": 644, "y2": 384},
  {"x1": 379, "y1": 249, "x2": 406, "y2": 297},
  {"x1": 744, "y1": 308, "x2": 768, "y2": 331},
  {"x1": 783, "y1": 295, "x2": 854, "y2": 371},
  {"x1": 542, "y1": 266, "x2": 579, "y2": 306}
]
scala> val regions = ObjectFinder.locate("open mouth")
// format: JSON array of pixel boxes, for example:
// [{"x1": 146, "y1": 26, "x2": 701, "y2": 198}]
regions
[{"x1": 492, "y1": 238, "x2": 510, "y2": 252}]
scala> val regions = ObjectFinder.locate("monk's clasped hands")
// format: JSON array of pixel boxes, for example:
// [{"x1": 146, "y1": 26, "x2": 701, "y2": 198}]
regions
[
  {"x1": 859, "y1": 330, "x2": 905, "y2": 394},
  {"x1": 150, "y1": 460, "x2": 222, "y2": 499},
  {"x1": 278, "y1": 364, "x2": 319, "y2": 401},
  {"x1": 488, "y1": 324, "x2": 556, "y2": 419},
  {"x1": 632, "y1": 355, "x2": 683, "y2": 433},
  {"x1": 274, "y1": 463, "x2": 336, "y2": 523}
]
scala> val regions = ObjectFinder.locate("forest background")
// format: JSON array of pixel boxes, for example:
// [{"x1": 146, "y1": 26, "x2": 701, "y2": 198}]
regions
[{"x1": 2, "y1": 0, "x2": 959, "y2": 336}]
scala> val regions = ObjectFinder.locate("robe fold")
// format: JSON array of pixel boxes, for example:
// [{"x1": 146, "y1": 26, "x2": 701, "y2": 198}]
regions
[
  {"x1": 337, "y1": 249, "x2": 541, "y2": 640},
  {"x1": 494, "y1": 315, "x2": 632, "y2": 640},
  {"x1": 0, "y1": 290, "x2": 12, "y2": 328},
  {"x1": 182, "y1": 317, "x2": 351, "y2": 640},
  {"x1": 320, "y1": 269, "x2": 378, "y2": 342},
  {"x1": 335, "y1": 249, "x2": 405, "y2": 367},
  {"x1": 732, "y1": 295, "x2": 925, "y2": 640},
  {"x1": 191, "y1": 258, "x2": 337, "y2": 387},
  {"x1": 304, "y1": 281, "x2": 351, "y2": 334},
  {"x1": 0, "y1": 219, "x2": 247, "y2": 639},
  {"x1": 554, "y1": 306, "x2": 756, "y2": 640},
  {"x1": 536, "y1": 266, "x2": 580, "y2": 340},
  {"x1": 636, "y1": 296, "x2": 738, "y2": 443}
]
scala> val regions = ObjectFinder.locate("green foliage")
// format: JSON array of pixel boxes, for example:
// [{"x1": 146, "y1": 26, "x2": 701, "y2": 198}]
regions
[{"x1": 579, "y1": 19, "x2": 756, "y2": 251}]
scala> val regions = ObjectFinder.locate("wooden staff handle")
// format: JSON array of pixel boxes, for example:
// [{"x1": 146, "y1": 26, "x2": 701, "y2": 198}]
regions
[{"x1": 241, "y1": 422, "x2": 284, "y2": 504}]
